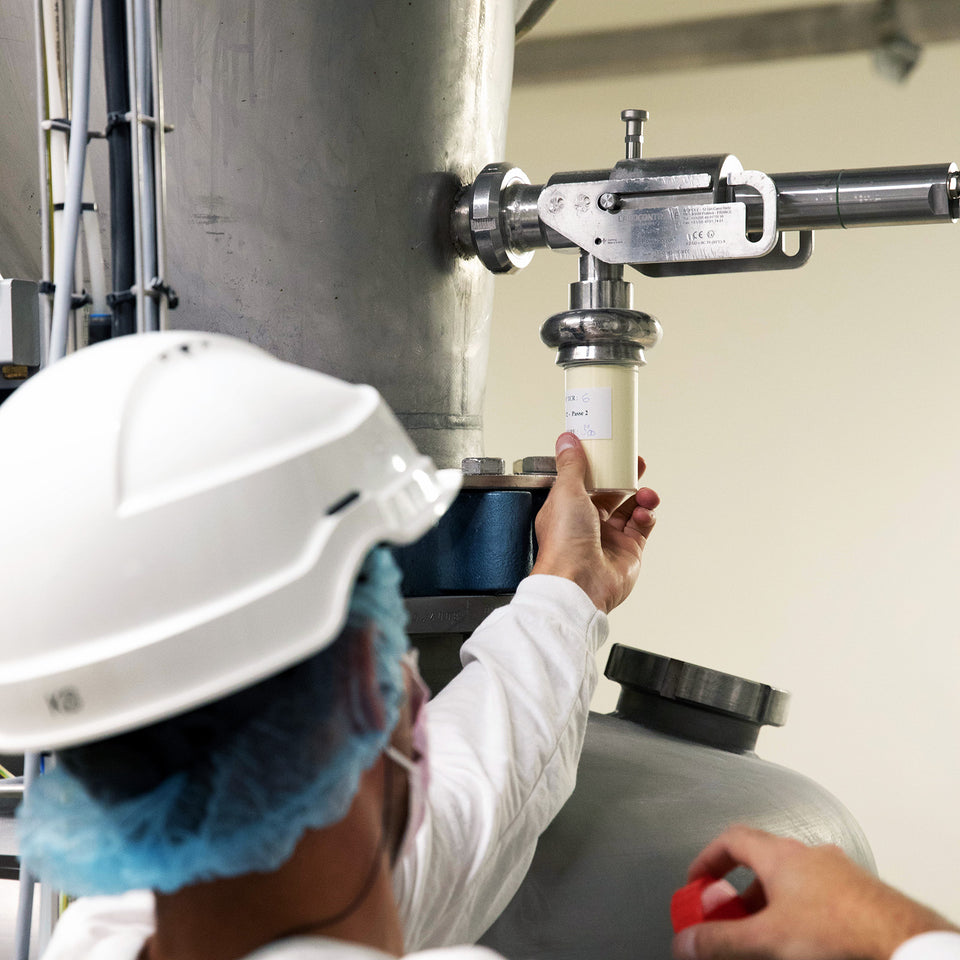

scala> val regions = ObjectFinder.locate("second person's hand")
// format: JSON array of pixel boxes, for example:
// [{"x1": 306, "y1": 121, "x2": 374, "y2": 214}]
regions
[{"x1": 674, "y1": 825, "x2": 959, "y2": 960}]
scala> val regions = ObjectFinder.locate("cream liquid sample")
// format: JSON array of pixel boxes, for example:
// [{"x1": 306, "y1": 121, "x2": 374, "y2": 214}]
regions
[{"x1": 564, "y1": 363, "x2": 639, "y2": 492}]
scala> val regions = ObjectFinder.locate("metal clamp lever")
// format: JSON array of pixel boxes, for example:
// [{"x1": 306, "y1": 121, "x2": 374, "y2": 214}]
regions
[
  {"x1": 639, "y1": 230, "x2": 814, "y2": 278},
  {"x1": 537, "y1": 159, "x2": 780, "y2": 266}
]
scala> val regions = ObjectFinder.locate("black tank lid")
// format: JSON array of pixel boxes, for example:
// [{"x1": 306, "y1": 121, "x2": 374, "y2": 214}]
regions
[{"x1": 605, "y1": 645, "x2": 790, "y2": 753}]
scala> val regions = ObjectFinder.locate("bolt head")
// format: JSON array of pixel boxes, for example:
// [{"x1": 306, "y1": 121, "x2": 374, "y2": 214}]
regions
[
  {"x1": 513, "y1": 456, "x2": 557, "y2": 476},
  {"x1": 948, "y1": 170, "x2": 960, "y2": 200},
  {"x1": 461, "y1": 457, "x2": 506, "y2": 476}
]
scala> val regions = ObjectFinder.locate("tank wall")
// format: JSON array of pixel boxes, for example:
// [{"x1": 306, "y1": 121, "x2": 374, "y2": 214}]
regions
[
  {"x1": 0, "y1": 0, "x2": 517, "y2": 468},
  {"x1": 159, "y1": 1, "x2": 517, "y2": 467},
  {"x1": 481, "y1": 713, "x2": 874, "y2": 960},
  {"x1": 0, "y1": 6, "x2": 43, "y2": 280}
]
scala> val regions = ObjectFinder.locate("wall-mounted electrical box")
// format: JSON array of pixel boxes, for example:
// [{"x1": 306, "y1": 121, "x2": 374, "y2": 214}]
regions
[{"x1": 0, "y1": 279, "x2": 40, "y2": 398}]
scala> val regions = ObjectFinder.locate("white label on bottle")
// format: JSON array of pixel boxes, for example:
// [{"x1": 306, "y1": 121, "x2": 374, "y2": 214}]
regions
[{"x1": 565, "y1": 386, "x2": 612, "y2": 440}]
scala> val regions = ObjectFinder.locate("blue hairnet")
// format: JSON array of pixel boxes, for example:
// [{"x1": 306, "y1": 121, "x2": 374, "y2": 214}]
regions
[{"x1": 17, "y1": 547, "x2": 409, "y2": 895}]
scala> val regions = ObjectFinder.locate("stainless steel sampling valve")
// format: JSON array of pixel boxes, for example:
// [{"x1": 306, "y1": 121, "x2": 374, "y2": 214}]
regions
[
  {"x1": 451, "y1": 108, "x2": 960, "y2": 490},
  {"x1": 452, "y1": 107, "x2": 960, "y2": 278}
]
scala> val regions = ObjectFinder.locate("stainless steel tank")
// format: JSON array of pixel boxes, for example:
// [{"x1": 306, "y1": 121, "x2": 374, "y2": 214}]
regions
[
  {"x1": 0, "y1": 5, "x2": 44, "y2": 282},
  {"x1": 479, "y1": 645, "x2": 874, "y2": 960},
  {"x1": 0, "y1": 0, "x2": 538, "y2": 466}
]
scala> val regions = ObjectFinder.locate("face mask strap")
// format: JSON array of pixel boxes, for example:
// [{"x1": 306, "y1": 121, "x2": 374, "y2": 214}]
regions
[{"x1": 383, "y1": 745, "x2": 416, "y2": 775}]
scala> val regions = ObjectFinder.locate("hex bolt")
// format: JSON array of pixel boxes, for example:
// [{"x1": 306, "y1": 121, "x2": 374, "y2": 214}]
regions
[
  {"x1": 948, "y1": 169, "x2": 960, "y2": 201},
  {"x1": 461, "y1": 456, "x2": 506, "y2": 476},
  {"x1": 621, "y1": 108, "x2": 649, "y2": 160},
  {"x1": 513, "y1": 456, "x2": 557, "y2": 476}
]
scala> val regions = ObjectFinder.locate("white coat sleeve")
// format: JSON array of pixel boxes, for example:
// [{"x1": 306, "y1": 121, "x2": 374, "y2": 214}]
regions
[
  {"x1": 393, "y1": 574, "x2": 608, "y2": 951},
  {"x1": 38, "y1": 890, "x2": 155, "y2": 960},
  {"x1": 892, "y1": 933, "x2": 960, "y2": 960}
]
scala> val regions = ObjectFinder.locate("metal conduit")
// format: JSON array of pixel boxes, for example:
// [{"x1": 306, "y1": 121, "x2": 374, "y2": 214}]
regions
[
  {"x1": 738, "y1": 164, "x2": 960, "y2": 230},
  {"x1": 47, "y1": 0, "x2": 95, "y2": 363}
]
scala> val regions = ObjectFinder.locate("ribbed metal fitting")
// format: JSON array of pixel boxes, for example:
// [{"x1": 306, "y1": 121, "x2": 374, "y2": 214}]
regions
[
  {"x1": 605, "y1": 645, "x2": 790, "y2": 728},
  {"x1": 540, "y1": 307, "x2": 662, "y2": 367},
  {"x1": 463, "y1": 163, "x2": 535, "y2": 274}
]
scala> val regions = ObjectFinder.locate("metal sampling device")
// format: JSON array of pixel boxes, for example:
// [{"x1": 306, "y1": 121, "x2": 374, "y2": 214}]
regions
[{"x1": 452, "y1": 108, "x2": 959, "y2": 490}]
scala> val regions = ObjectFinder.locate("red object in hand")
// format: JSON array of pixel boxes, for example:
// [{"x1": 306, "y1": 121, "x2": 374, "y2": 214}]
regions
[{"x1": 671, "y1": 876, "x2": 751, "y2": 933}]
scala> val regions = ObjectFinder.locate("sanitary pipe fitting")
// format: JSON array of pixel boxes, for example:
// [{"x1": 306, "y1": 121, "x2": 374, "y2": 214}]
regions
[
  {"x1": 540, "y1": 308, "x2": 662, "y2": 367},
  {"x1": 569, "y1": 254, "x2": 633, "y2": 311},
  {"x1": 451, "y1": 163, "x2": 536, "y2": 273}
]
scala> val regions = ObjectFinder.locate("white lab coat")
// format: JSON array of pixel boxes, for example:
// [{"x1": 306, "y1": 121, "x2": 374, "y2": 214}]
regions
[
  {"x1": 245, "y1": 935, "x2": 960, "y2": 960},
  {"x1": 39, "y1": 575, "x2": 609, "y2": 960},
  {"x1": 894, "y1": 934, "x2": 960, "y2": 960}
]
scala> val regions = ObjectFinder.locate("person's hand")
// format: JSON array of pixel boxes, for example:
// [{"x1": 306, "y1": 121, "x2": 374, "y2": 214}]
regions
[
  {"x1": 673, "y1": 825, "x2": 959, "y2": 960},
  {"x1": 529, "y1": 432, "x2": 659, "y2": 614}
]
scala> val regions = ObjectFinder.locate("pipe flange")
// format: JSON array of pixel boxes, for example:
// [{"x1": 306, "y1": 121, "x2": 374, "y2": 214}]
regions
[
  {"x1": 540, "y1": 307, "x2": 662, "y2": 367},
  {"x1": 470, "y1": 163, "x2": 535, "y2": 274},
  {"x1": 605, "y1": 645, "x2": 790, "y2": 728}
]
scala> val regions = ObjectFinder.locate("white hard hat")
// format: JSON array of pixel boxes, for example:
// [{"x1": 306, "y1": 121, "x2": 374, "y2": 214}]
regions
[{"x1": 0, "y1": 331, "x2": 461, "y2": 752}]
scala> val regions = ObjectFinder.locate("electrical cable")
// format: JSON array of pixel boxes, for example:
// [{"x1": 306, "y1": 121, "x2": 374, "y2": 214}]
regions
[
  {"x1": 146, "y1": 0, "x2": 171, "y2": 330},
  {"x1": 271, "y1": 757, "x2": 398, "y2": 944},
  {"x1": 80, "y1": 163, "x2": 109, "y2": 341},
  {"x1": 132, "y1": 0, "x2": 158, "y2": 332},
  {"x1": 122, "y1": 0, "x2": 145, "y2": 333},
  {"x1": 33, "y1": 0, "x2": 52, "y2": 364},
  {"x1": 14, "y1": 753, "x2": 42, "y2": 960},
  {"x1": 0, "y1": 778, "x2": 25, "y2": 800},
  {"x1": 101, "y1": 0, "x2": 136, "y2": 338},
  {"x1": 48, "y1": 0, "x2": 95, "y2": 364},
  {"x1": 40, "y1": 0, "x2": 69, "y2": 356}
]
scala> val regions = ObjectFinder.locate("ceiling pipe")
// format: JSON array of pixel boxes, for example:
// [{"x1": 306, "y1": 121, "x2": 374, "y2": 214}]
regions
[{"x1": 513, "y1": 0, "x2": 960, "y2": 85}]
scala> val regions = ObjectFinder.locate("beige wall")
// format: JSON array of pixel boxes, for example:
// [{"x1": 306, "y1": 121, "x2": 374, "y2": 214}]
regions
[{"x1": 485, "y1": 43, "x2": 960, "y2": 918}]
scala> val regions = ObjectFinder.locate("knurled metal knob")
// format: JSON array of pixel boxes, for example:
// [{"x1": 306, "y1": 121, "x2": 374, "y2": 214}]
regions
[
  {"x1": 605, "y1": 645, "x2": 789, "y2": 728},
  {"x1": 466, "y1": 163, "x2": 535, "y2": 274},
  {"x1": 621, "y1": 108, "x2": 649, "y2": 160}
]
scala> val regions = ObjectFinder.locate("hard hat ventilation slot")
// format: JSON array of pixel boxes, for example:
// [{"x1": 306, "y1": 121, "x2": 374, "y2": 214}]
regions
[{"x1": 325, "y1": 490, "x2": 361, "y2": 516}]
